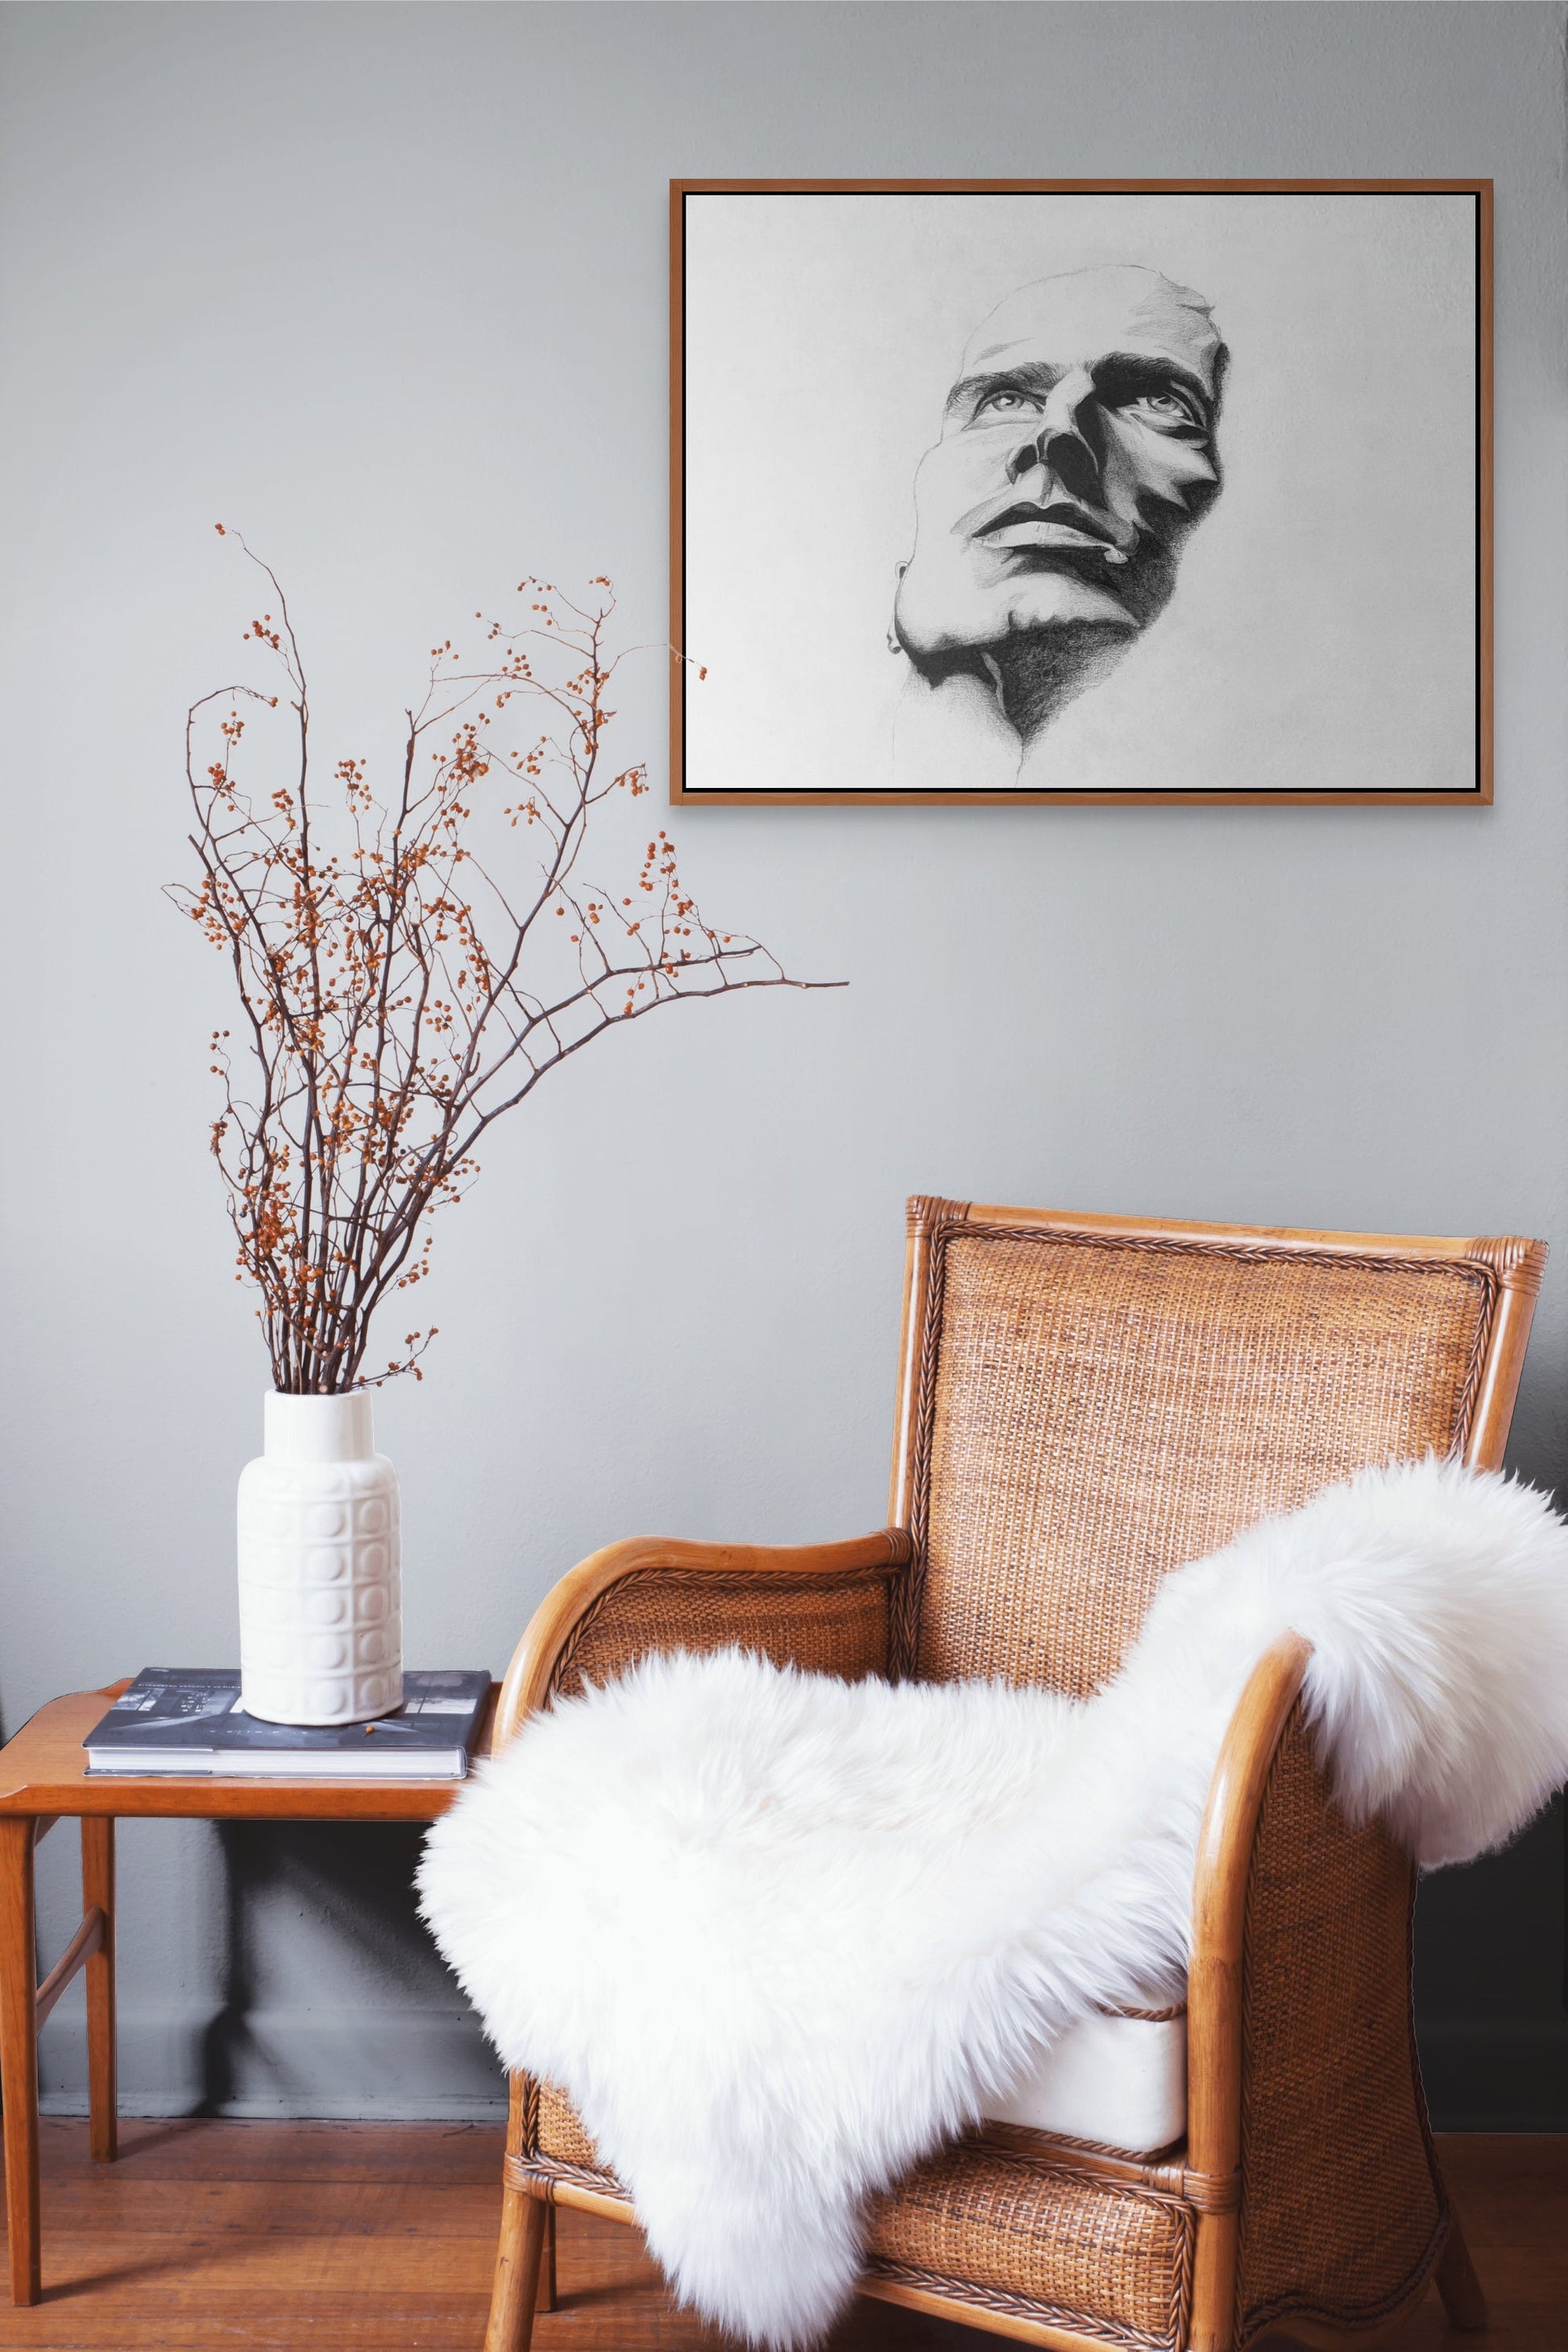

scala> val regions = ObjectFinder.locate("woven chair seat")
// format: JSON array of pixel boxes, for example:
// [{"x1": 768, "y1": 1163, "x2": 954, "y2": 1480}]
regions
[
  {"x1": 865, "y1": 2137, "x2": 1193, "y2": 2352},
  {"x1": 528, "y1": 2081, "x2": 1196, "y2": 2350}
]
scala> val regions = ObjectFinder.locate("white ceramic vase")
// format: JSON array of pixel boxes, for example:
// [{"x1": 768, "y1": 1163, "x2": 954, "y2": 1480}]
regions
[{"x1": 236, "y1": 1391, "x2": 403, "y2": 1726}]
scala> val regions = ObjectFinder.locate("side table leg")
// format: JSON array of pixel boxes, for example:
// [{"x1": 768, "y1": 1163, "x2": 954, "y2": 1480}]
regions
[
  {"x1": 0, "y1": 1815, "x2": 41, "y2": 2304},
  {"x1": 81, "y1": 1819, "x2": 117, "y2": 2163}
]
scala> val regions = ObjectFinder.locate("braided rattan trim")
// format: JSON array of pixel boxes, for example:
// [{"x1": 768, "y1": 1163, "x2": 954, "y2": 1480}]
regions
[
  {"x1": 890, "y1": 1215, "x2": 953, "y2": 1675},
  {"x1": 894, "y1": 1219, "x2": 1500, "y2": 1682},
  {"x1": 547, "y1": 1564, "x2": 899, "y2": 1703},
  {"x1": 984, "y1": 2122, "x2": 1184, "y2": 2173},
  {"x1": 507, "y1": 2147, "x2": 622, "y2": 2201},
  {"x1": 865, "y1": 2240, "x2": 1193, "y2": 2352}
]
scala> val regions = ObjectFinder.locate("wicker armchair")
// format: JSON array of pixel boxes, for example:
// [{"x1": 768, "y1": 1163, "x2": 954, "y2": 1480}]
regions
[{"x1": 480, "y1": 1199, "x2": 1545, "y2": 2352}]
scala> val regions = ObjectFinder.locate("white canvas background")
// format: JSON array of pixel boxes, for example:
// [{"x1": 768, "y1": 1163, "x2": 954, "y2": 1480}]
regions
[{"x1": 682, "y1": 191, "x2": 1479, "y2": 796}]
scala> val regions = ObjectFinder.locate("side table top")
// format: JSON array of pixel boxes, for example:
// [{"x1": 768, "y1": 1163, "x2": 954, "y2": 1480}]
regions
[{"x1": 0, "y1": 1682, "x2": 499, "y2": 1821}]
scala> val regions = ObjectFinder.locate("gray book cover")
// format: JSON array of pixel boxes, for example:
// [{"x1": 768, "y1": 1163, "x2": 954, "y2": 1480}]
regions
[{"x1": 85, "y1": 1667, "x2": 490, "y2": 1774}]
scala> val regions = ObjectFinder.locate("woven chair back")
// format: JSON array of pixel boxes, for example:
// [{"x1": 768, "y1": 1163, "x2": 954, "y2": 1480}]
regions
[{"x1": 890, "y1": 1200, "x2": 1539, "y2": 1692}]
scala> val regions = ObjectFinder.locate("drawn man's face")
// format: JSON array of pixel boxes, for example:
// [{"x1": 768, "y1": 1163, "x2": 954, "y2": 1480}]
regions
[{"x1": 894, "y1": 266, "x2": 1225, "y2": 739}]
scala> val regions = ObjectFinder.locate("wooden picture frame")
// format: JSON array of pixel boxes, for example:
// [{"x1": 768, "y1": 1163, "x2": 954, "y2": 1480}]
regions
[{"x1": 670, "y1": 180, "x2": 1492, "y2": 807}]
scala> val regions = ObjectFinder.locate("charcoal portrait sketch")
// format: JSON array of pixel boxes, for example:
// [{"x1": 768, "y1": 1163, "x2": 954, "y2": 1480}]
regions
[
  {"x1": 673, "y1": 184, "x2": 1490, "y2": 805},
  {"x1": 892, "y1": 264, "x2": 1226, "y2": 758}
]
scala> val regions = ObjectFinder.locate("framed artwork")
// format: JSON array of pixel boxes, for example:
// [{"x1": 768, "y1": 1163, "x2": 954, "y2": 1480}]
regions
[{"x1": 669, "y1": 179, "x2": 1491, "y2": 807}]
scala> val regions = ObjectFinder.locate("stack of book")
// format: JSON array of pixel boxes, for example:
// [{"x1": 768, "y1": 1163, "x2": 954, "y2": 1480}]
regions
[{"x1": 83, "y1": 1667, "x2": 491, "y2": 1781}]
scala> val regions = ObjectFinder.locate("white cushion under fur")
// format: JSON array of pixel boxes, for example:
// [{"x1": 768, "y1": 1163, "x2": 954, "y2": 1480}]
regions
[
  {"x1": 418, "y1": 1460, "x2": 1568, "y2": 2349},
  {"x1": 985, "y1": 2004, "x2": 1187, "y2": 2151}
]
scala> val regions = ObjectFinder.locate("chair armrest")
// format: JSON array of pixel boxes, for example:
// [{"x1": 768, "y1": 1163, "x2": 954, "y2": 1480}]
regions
[
  {"x1": 1184, "y1": 1632, "x2": 1311, "y2": 2350},
  {"x1": 1188, "y1": 1632, "x2": 1312, "y2": 2176},
  {"x1": 496, "y1": 1529, "x2": 915, "y2": 1745}
]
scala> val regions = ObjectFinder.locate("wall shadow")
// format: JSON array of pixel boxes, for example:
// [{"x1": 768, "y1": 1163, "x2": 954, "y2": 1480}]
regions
[{"x1": 197, "y1": 1819, "x2": 477, "y2": 2115}]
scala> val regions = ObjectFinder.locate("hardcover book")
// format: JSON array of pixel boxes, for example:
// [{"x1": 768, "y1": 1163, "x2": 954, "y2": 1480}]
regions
[{"x1": 84, "y1": 1668, "x2": 491, "y2": 1779}]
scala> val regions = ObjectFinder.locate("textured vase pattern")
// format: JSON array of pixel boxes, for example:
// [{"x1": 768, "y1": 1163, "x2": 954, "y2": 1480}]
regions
[{"x1": 237, "y1": 1395, "x2": 403, "y2": 1725}]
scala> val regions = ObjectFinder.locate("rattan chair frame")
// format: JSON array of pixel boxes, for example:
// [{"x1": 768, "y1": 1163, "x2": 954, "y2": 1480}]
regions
[{"x1": 479, "y1": 1201, "x2": 1544, "y2": 2352}]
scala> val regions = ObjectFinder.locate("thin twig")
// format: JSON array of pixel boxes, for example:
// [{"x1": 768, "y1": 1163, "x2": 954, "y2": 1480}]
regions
[{"x1": 168, "y1": 538, "x2": 839, "y2": 1391}]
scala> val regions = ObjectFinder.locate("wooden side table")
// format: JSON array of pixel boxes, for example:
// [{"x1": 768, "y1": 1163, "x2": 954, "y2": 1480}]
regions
[{"x1": 0, "y1": 1678, "x2": 496, "y2": 2304}]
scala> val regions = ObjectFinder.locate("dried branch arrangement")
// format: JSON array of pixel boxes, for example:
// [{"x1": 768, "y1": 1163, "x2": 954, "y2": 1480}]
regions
[{"x1": 171, "y1": 533, "x2": 819, "y2": 1393}]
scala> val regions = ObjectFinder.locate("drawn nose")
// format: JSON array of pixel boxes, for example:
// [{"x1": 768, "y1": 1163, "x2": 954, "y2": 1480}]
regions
[{"x1": 1008, "y1": 369, "x2": 1103, "y2": 500}]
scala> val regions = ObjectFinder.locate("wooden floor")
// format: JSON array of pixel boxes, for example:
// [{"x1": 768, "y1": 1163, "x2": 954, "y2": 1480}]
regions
[{"x1": 0, "y1": 2121, "x2": 1561, "y2": 2350}]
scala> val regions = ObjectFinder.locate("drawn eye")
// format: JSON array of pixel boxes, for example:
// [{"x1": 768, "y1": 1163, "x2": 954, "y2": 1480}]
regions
[
  {"x1": 973, "y1": 388, "x2": 1043, "y2": 421},
  {"x1": 1117, "y1": 388, "x2": 1205, "y2": 436}
]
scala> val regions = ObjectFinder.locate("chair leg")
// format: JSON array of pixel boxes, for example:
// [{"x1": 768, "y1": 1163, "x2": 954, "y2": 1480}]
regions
[
  {"x1": 484, "y1": 2186, "x2": 547, "y2": 2352},
  {"x1": 1436, "y1": 2211, "x2": 1488, "y2": 2332},
  {"x1": 534, "y1": 2202, "x2": 557, "y2": 2313}
]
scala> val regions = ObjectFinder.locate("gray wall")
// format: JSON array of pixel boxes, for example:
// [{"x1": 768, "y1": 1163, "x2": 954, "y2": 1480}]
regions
[{"x1": 1, "y1": 0, "x2": 1564, "y2": 2129}]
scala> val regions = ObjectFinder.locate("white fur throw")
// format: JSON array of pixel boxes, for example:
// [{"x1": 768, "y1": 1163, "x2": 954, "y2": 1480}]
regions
[{"x1": 418, "y1": 1459, "x2": 1568, "y2": 2349}]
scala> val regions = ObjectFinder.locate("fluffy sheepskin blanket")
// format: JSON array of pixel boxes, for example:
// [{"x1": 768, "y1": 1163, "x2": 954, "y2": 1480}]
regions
[{"x1": 418, "y1": 1459, "x2": 1568, "y2": 2349}]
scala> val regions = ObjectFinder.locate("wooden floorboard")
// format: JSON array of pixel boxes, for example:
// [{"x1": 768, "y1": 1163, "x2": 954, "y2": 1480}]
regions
[{"x1": 0, "y1": 2121, "x2": 1561, "y2": 2349}]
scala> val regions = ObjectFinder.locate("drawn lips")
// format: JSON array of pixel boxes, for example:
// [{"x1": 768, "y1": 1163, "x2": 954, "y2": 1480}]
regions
[{"x1": 978, "y1": 503, "x2": 1123, "y2": 558}]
